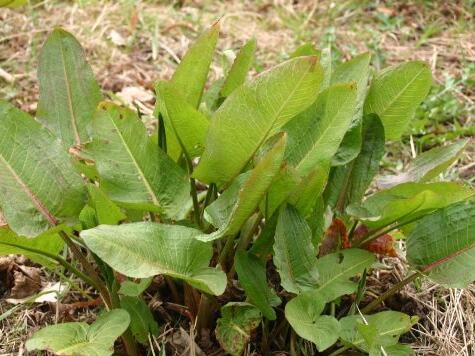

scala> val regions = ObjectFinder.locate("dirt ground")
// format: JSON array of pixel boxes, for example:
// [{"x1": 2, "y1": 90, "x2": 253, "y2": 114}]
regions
[{"x1": 0, "y1": 0, "x2": 474, "y2": 355}]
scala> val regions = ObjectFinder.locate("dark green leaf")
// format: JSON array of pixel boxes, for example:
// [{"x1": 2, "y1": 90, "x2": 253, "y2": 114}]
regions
[{"x1": 120, "y1": 296, "x2": 159, "y2": 344}]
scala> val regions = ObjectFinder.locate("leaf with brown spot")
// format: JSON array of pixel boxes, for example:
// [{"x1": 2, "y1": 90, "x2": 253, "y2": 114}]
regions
[
  {"x1": 319, "y1": 218, "x2": 349, "y2": 257},
  {"x1": 352, "y1": 225, "x2": 397, "y2": 257}
]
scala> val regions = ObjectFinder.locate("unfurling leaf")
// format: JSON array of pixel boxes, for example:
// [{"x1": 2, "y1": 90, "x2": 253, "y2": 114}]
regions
[
  {"x1": 285, "y1": 292, "x2": 340, "y2": 351},
  {"x1": 215, "y1": 302, "x2": 262, "y2": 356},
  {"x1": 407, "y1": 198, "x2": 475, "y2": 288},
  {"x1": 364, "y1": 61, "x2": 432, "y2": 140},
  {"x1": 26, "y1": 309, "x2": 130, "y2": 356},
  {"x1": 37, "y1": 28, "x2": 102, "y2": 147},
  {"x1": 0, "y1": 101, "x2": 86, "y2": 237},
  {"x1": 81, "y1": 222, "x2": 226, "y2": 295},
  {"x1": 194, "y1": 56, "x2": 323, "y2": 186}
]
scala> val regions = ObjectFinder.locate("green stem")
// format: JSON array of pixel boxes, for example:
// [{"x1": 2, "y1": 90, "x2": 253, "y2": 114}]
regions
[
  {"x1": 328, "y1": 345, "x2": 351, "y2": 356},
  {"x1": 200, "y1": 183, "x2": 216, "y2": 222},
  {"x1": 158, "y1": 113, "x2": 167, "y2": 153},
  {"x1": 218, "y1": 234, "x2": 237, "y2": 270}
]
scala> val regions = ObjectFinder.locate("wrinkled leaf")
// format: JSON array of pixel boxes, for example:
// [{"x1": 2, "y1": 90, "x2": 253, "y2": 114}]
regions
[
  {"x1": 89, "y1": 103, "x2": 189, "y2": 218},
  {"x1": 273, "y1": 204, "x2": 319, "y2": 294},
  {"x1": 26, "y1": 309, "x2": 130, "y2": 356},
  {"x1": 194, "y1": 56, "x2": 323, "y2": 186},
  {"x1": 0, "y1": 101, "x2": 86, "y2": 237},
  {"x1": 407, "y1": 198, "x2": 475, "y2": 288},
  {"x1": 377, "y1": 139, "x2": 468, "y2": 189},
  {"x1": 364, "y1": 61, "x2": 431, "y2": 140},
  {"x1": 81, "y1": 222, "x2": 226, "y2": 295},
  {"x1": 37, "y1": 28, "x2": 102, "y2": 147},
  {"x1": 215, "y1": 302, "x2": 262, "y2": 356},
  {"x1": 235, "y1": 251, "x2": 280, "y2": 320},
  {"x1": 285, "y1": 292, "x2": 340, "y2": 351}
]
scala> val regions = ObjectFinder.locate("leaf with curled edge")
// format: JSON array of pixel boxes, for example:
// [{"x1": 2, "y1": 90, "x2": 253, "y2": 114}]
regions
[
  {"x1": 0, "y1": 101, "x2": 86, "y2": 237},
  {"x1": 194, "y1": 56, "x2": 323, "y2": 186},
  {"x1": 407, "y1": 198, "x2": 475, "y2": 288}
]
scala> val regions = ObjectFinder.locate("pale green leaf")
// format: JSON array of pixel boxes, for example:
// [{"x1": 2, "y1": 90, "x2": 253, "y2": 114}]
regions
[
  {"x1": 339, "y1": 311, "x2": 416, "y2": 353},
  {"x1": 158, "y1": 82, "x2": 209, "y2": 157},
  {"x1": 37, "y1": 28, "x2": 102, "y2": 146},
  {"x1": 87, "y1": 184, "x2": 126, "y2": 225},
  {"x1": 0, "y1": 227, "x2": 64, "y2": 268},
  {"x1": 0, "y1": 101, "x2": 86, "y2": 237},
  {"x1": 364, "y1": 61, "x2": 432, "y2": 140},
  {"x1": 290, "y1": 43, "x2": 319, "y2": 58},
  {"x1": 347, "y1": 182, "x2": 474, "y2": 230},
  {"x1": 26, "y1": 309, "x2": 130, "y2": 356},
  {"x1": 215, "y1": 302, "x2": 262, "y2": 356},
  {"x1": 235, "y1": 251, "x2": 280, "y2": 320},
  {"x1": 220, "y1": 38, "x2": 256, "y2": 97},
  {"x1": 120, "y1": 296, "x2": 159, "y2": 344},
  {"x1": 407, "y1": 198, "x2": 475, "y2": 288},
  {"x1": 285, "y1": 292, "x2": 340, "y2": 351},
  {"x1": 198, "y1": 133, "x2": 286, "y2": 241},
  {"x1": 89, "y1": 103, "x2": 189, "y2": 218},
  {"x1": 377, "y1": 139, "x2": 468, "y2": 188},
  {"x1": 273, "y1": 204, "x2": 319, "y2": 294},
  {"x1": 194, "y1": 56, "x2": 323, "y2": 186},
  {"x1": 313, "y1": 249, "x2": 376, "y2": 302},
  {"x1": 81, "y1": 222, "x2": 226, "y2": 295},
  {"x1": 171, "y1": 22, "x2": 219, "y2": 108}
]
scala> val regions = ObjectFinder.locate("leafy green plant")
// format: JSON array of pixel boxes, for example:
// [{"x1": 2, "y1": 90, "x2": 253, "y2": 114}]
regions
[{"x1": 0, "y1": 25, "x2": 473, "y2": 355}]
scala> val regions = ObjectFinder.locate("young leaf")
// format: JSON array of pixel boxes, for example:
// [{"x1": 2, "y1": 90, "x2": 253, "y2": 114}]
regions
[
  {"x1": 194, "y1": 56, "x2": 323, "y2": 186},
  {"x1": 235, "y1": 251, "x2": 280, "y2": 320},
  {"x1": 220, "y1": 38, "x2": 257, "y2": 97},
  {"x1": 37, "y1": 28, "x2": 102, "y2": 147},
  {"x1": 273, "y1": 204, "x2": 319, "y2": 294},
  {"x1": 0, "y1": 227, "x2": 64, "y2": 268},
  {"x1": 339, "y1": 311, "x2": 416, "y2": 353},
  {"x1": 0, "y1": 101, "x2": 86, "y2": 237},
  {"x1": 215, "y1": 302, "x2": 262, "y2": 356},
  {"x1": 118, "y1": 278, "x2": 153, "y2": 297},
  {"x1": 120, "y1": 296, "x2": 159, "y2": 344},
  {"x1": 87, "y1": 184, "x2": 126, "y2": 225},
  {"x1": 89, "y1": 103, "x2": 189, "y2": 218},
  {"x1": 171, "y1": 22, "x2": 219, "y2": 108},
  {"x1": 314, "y1": 249, "x2": 376, "y2": 302},
  {"x1": 26, "y1": 309, "x2": 130, "y2": 356},
  {"x1": 285, "y1": 292, "x2": 340, "y2": 351},
  {"x1": 347, "y1": 182, "x2": 474, "y2": 230},
  {"x1": 364, "y1": 61, "x2": 432, "y2": 140},
  {"x1": 325, "y1": 114, "x2": 385, "y2": 210},
  {"x1": 157, "y1": 82, "x2": 209, "y2": 157},
  {"x1": 377, "y1": 139, "x2": 469, "y2": 189},
  {"x1": 81, "y1": 222, "x2": 226, "y2": 295},
  {"x1": 198, "y1": 133, "x2": 286, "y2": 241},
  {"x1": 407, "y1": 198, "x2": 475, "y2": 288}
]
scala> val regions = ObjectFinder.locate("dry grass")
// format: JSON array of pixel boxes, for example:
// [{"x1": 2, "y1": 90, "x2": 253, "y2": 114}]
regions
[{"x1": 0, "y1": 0, "x2": 474, "y2": 355}]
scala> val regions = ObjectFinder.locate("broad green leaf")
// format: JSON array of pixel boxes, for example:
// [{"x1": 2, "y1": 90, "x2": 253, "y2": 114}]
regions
[
  {"x1": 198, "y1": 133, "x2": 286, "y2": 241},
  {"x1": 331, "y1": 52, "x2": 371, "y2": 165},
  {"x1": 88, "y1": 103, "x2": 189, "y2": 218},
  {"x1": 325, "y1": 114, "x2": 385, "y2": 210},
  {"x1": 0, "y1": 227, "x2": 64, "y2": 268},
  {"x1": 81, "y1": 222, "x2": 226, "y2": 295},
  {"x1": 157, "y1": 82, "x2": 209, "y2": 157},
  {"x1": 37, "y1": 28, "x2": 102, "y2": 147},
  {"x1": 215, "y1": 302, "x2": 262, "y2": 356},
  {"x1": 220, "y1": 38, "x2": 256, "y2": 97},
  {"x1": 249, "y1": 211, "x2": 278, "y2": 259},
  {"x1": 339, "y1": 311, "x2": 416, "y2": 353},
  {"x1": 273, "y1": 204, "x2": 319, "y2": 294},
  {"x1": 313, "y1": 249, "x2": 376, "y2": 302},
  {"x1": 120, "y1": 296, "x2": 159, "y2": 344},
  {"x1": 290, "y1": 43, "x2": 319, "y2": 58},
  {"x1": 364, "y1": 61, "x2": 432, "y2": 140},
  {"x1": 377, "y1": 139, "x2": 468, "y2": 188},
  {"x1": 118, "y1": 278, "x2": 153, "y2": 297},
  {"x1": 285, "y1": 292, "x2": 340, "y2": 351},
  {"x1": 407, "y1": 198, "x2": 475, "y2": 288},
  {"x1": 0, "y1": 101, "x2": 86, "y2": 237},
  {"x1": 194, "y1": 56, "x2": 323, "y2": 186},
  {"x1": 171, "y1": 22, "x2": 219, "y2": 108},
  {"x1": 235, "y1": 251, "x2": 280, "y2": 320},
  {"x1": 26, "y1": 309, "x2": 130, "y2": 356},
  {"x1": 384, "y1": 344, "x2": 415, "y2": 355},
  {"x1": 347, "y1": 182, "x2": 474, "y2": 230},
  {"x1": 87, "y1": 184, "x2": 126, "y2": 225}
]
